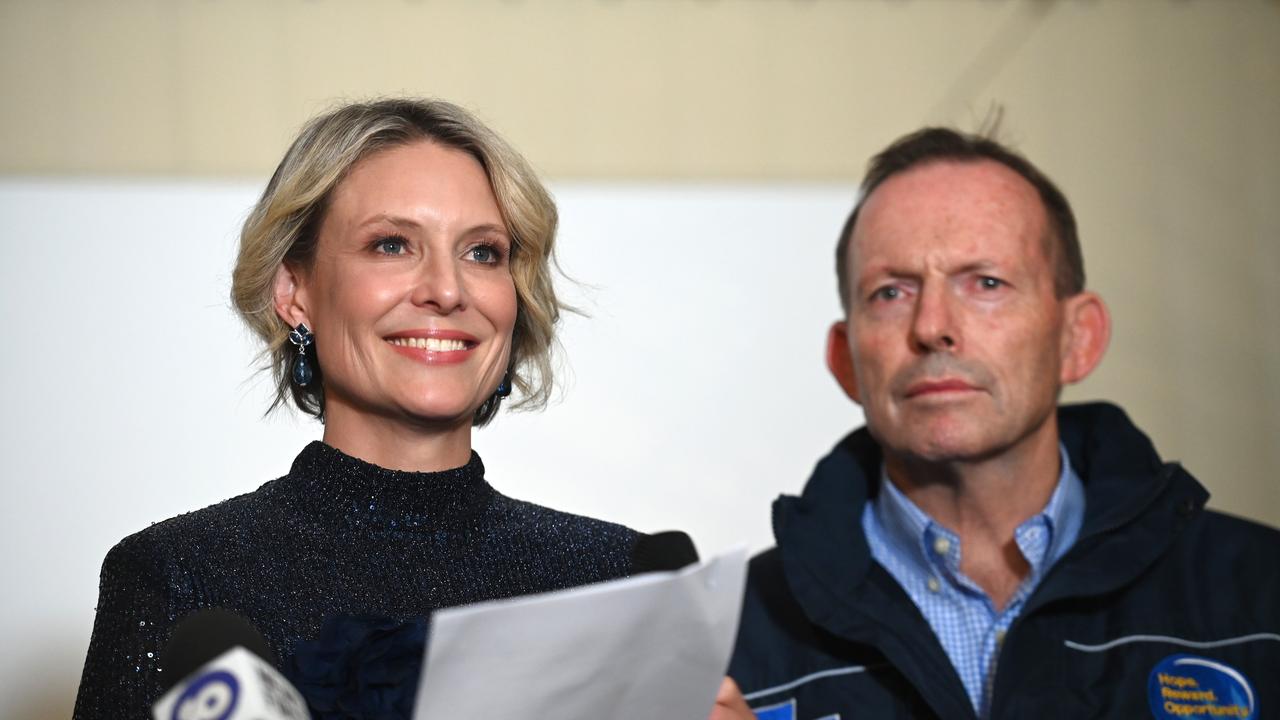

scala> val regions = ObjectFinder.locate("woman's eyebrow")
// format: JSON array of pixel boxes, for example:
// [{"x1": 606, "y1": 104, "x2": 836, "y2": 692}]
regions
[
  {"x1": 463, "y1": 223, "x2": 510, "y2": 238},
  {"x1": 357, "y1": 213, "x2": 421, "y2": 229}
]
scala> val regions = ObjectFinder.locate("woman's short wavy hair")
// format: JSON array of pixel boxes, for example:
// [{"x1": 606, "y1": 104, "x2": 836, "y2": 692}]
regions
[{"x1": 231, "y1": 98, "x2": 563, "y2": 426}]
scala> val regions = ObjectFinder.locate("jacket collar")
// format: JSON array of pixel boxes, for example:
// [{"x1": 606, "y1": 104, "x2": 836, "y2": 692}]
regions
[
  {"x1": 775, "y1": 402, "x2": 1205, "y2": 588},
  {"x1": 1029, "y1": 404, "x2": 1209, "y2": 609}
]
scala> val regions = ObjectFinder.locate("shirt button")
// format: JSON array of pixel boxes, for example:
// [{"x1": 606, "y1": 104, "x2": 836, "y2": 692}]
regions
[
  {"x1": 932, "y1": 536, "x2": 952, "y2": 555},
  {"x1": 927, "y1": 577, "x2": 941, "y2": 593}
]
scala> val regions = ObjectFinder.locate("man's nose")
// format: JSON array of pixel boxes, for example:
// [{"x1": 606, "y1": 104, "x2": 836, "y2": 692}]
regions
[
  {"x1": 910, "y1": 283, "x2": 958, "y2": 353},
  {"x1": 410, "y1": 254, "x2": 466, "y2": 314}
]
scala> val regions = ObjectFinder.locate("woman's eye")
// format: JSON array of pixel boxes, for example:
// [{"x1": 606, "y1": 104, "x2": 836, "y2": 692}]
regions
[
  {"x1": 469, "y1": 244, "x2": 501, "y2": 264},
  {"x1": 374, "y1": 237, "x2": 407, "y2": 255}
]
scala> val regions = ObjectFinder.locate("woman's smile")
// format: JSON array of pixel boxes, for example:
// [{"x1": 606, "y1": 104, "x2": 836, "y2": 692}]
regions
[{"x1": 385, "y1": 330, "x2": 479, "y2": 363}]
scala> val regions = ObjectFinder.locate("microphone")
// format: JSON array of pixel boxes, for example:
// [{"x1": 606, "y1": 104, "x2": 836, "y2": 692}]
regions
[
  {"x1": 151, "y1": 608, "x2": 310, "y2": 720},
  {"x1": 161, "y1": 607, "x2": 277, "y2": 692},
  {"x1": 630, "y1": 530, "x2": 700, "y2": 573}
]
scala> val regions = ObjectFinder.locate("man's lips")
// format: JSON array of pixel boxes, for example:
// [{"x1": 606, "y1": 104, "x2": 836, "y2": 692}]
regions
[{"x1": 904, "y1": 378, "x2": 981, "y2": 398}]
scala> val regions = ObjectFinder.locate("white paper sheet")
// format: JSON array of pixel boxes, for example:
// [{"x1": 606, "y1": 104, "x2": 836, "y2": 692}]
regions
[{"x1": 413, "y1": 547, "x2": 749, "y2": 720}]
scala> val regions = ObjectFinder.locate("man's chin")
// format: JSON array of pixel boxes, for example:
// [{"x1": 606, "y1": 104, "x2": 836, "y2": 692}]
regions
[{"x1": 877, "y1": 425, "x2": 998, "y2": 466}]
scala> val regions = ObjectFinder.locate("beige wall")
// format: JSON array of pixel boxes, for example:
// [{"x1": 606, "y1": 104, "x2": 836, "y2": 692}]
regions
[{"x1": 3, "y1": 0, "x2": 1278, "y2": 525}]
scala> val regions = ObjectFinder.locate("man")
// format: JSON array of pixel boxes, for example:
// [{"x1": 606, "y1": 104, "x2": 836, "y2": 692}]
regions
[{"x1": 717, "y1": 128, "x2": 1280, "y2": 719}]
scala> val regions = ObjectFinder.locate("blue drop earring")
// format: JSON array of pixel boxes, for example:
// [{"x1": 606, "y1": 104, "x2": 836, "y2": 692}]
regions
[
  {"x1": 288, "y1": 323, "x2": 314, "y2": 387},
  {"x1": 496, "y1": 372, "x2": 512, "y2": 399}
]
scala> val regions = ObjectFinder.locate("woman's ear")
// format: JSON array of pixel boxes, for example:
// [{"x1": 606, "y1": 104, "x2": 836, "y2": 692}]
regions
[
  {"x1": 826, "y1": 320, "x2": 862, "y2": 403},
  {"x1": 1059, "y1": 291, "x2": 1111, "y2": 385},
  {"x1": 272, "y1": 263, "x2": 311, "y2": 329}
]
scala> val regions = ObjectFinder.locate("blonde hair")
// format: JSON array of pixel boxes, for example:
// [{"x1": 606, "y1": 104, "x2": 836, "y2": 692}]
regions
[{"x1": 231, "y1": 98, "x2": 562, "y2": 426}]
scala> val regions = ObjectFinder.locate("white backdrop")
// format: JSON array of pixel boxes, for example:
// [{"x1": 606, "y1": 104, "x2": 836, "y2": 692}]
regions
[{"x1": 0, "y1": 179, "x2": 863, "y2": 718}]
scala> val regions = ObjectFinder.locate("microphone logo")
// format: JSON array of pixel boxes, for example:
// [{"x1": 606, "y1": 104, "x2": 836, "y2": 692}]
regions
[{"x1": 170, "y1": 670, "x2": 240, "y2": 720}]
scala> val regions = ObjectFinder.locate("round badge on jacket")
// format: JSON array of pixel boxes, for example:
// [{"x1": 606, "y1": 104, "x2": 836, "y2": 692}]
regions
[{"x1": 1148, "y1": 653, "x2": 1256, "y2": 719}]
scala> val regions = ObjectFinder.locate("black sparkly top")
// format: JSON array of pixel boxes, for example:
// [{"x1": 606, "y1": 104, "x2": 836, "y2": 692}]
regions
[{"x1": 73, "y1": 442, "x2": 642, "y2": 719}]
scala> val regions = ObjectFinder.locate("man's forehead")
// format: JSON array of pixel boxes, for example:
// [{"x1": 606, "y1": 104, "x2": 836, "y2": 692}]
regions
[{"x1": 849, "y1": 159, "x2": 1050, "y2": 272}]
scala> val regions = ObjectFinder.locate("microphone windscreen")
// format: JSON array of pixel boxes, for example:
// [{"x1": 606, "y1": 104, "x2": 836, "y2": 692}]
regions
[
  {"x1": 151, "y1": 647, "x2": 311, "y2": 720},
  {"x1": 630, "y1": 530, "x2": 700, "y2": 573},
  {"x1": 162, "y1": 607, "x2": 276, "y2": 691}
]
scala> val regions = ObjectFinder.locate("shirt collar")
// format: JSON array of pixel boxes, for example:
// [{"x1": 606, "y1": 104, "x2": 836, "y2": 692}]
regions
[{"x1": 872, "y1": 444, "x2": 1086, "y2": 581}]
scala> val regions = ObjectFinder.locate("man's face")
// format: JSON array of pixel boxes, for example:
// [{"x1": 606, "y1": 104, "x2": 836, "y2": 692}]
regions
[{"x1": 831, "y1": 159, "x2": 1074, "y2": 465}]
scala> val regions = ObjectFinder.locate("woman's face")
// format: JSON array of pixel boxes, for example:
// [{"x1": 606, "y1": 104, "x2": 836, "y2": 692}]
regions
[{"x1": 287, "y1": 141, "x2": 517, "y2": 431}]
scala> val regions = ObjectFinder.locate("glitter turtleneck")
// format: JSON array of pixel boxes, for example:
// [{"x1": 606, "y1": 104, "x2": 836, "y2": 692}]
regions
[{"x1": 73, "y1": 441, "x2": 641, "y2": 719}]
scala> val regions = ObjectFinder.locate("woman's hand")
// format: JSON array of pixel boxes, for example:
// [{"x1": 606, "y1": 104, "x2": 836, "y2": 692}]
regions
[{"x1": 709, "y1": 676, "x2": 755, "y2": 720}]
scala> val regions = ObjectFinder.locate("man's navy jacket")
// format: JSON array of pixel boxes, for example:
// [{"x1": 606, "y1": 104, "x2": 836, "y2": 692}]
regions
[{"x1": 729, "y1": 403, "x2": 1280, "y2": 719}]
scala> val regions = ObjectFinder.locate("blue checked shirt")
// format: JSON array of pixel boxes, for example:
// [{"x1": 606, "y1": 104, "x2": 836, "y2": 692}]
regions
[{"x1": 863, "y1": 446, "x2": 1085, "y2": 718}]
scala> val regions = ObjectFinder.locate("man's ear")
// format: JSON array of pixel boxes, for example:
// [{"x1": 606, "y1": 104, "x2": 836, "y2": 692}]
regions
[
  {"x1": 1059, "y1": 291, "x2": 1111, "y2": 385},
  {"x1": 272, "y1": 263, "x2": 311, "y2": 330},
  {"x1": 826, "y1": 320, "x2": 862, "y2": 403}
]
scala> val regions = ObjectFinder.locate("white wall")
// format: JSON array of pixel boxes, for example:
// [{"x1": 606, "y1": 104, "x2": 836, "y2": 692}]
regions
[{"x1": 0, "y1": 180, "x2": 862, "y2": 719}]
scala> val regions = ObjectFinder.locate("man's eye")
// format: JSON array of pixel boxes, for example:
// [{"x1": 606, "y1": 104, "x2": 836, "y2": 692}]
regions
[
  {"x1": 470, "y1": 245, "x2": 501, "y2": 264},
  {"x1": 374, "y1": 237, "x2": 407, "y2": 255},
  {"x1": 871, "y1": 286, "x2": 901, "y2": 302},
  {"x1": 978, "y1": 276, "x2": 1004, "y2": 290}
]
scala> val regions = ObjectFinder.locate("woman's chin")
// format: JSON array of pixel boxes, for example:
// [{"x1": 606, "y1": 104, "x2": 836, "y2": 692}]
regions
[{"x1": 392, "y1": 396, "x2": 485, "y2": 429}]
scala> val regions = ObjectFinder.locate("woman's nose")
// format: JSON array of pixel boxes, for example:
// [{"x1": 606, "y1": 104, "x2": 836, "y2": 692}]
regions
[{"x1": 410, "y1": 254, "x2": 466, "y2": 313}]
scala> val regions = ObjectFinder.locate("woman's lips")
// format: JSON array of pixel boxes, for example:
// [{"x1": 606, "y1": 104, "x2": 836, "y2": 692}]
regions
[{"x1": 384, "y1": 330, "x2": 478, "y2": 364}]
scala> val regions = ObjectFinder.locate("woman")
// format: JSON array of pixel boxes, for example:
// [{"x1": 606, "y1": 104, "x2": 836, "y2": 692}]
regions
[{"x1": 73, "y1": 98, "x2": 691, "y2": 719}]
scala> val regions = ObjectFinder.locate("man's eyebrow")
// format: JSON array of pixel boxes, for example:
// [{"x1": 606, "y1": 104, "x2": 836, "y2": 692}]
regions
[
  {"x1": 854, "y1": 259, "x2": 1006, "y2": 288},
  {"x1": 953, "y1": 260, "x2": 1002, "y2": 274},
  {"x1": 853, "y1": 267, "x2": 916, "y2": 296},
  {"x1": 857, "y1": 265, "x2": 919, "y2": 282}
]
